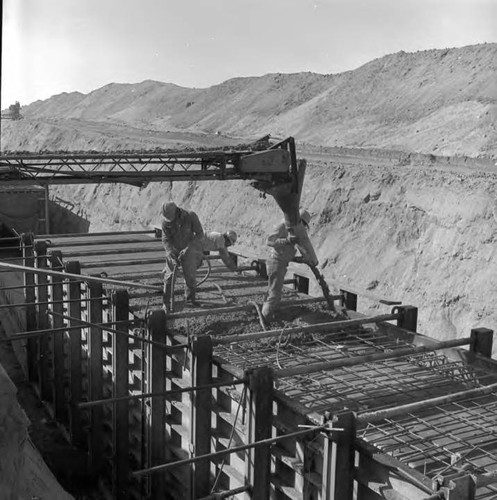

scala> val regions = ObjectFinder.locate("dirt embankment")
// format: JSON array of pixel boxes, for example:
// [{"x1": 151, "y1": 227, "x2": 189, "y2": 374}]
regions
[{"x1": 48, "y1": 154, "x2": 497, "y2": 350}]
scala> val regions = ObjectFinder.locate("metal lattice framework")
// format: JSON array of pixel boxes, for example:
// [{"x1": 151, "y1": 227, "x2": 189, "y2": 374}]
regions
[
  {"x1": 2, "y1": 231, "x2": 497, "y2": 498},
  {"x1": 0, "y1": 137, "x2": 297, "y2": 186}
]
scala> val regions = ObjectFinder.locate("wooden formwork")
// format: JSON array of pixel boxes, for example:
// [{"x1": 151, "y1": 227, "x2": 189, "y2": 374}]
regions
[{"x1": 1, "y1": 230, "x2": 497, "y2": 499}]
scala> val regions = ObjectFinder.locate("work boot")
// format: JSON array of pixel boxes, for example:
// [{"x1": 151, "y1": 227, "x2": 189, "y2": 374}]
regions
[
  {"x1": 185, "y1": 289, "x2": 199, "y2": 306},
  {"x1": 163, "y1": 280, "x2": 173, "y2": 311},
  {"x1": 261, "y1": 302, "x2": 275, "y2": 324}
]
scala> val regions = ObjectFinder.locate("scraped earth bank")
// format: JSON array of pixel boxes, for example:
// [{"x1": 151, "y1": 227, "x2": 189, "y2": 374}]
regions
[{"x1": 49, "y1": 154, "x2": 497, "y2": 349}]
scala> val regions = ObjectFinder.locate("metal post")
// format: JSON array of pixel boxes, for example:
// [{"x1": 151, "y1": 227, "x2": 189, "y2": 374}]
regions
[
  {"x1": 439, "y1": 473, "x2": 476, "y2": 499},
  {"x1": 112, "y1": 289, "x2": 130, "y2": 498},
  {"x1": 34, "y1": 239, "x2": 51, "y2": 400},
  {"x1": 395, "y1": 305, "x2": 418, "y2": 332},
  {"x1": 228, "y1": 251, "x2": 238, "y2": 268},
  {"x1": 253, "y1": 259, "x2": 268, "y2": 279},
  {"x1": 44, "y1": 184, "x2": 50, "y2": 234},
  {"x1": 323, "y1": 412, "x2": 355, "y2": 500},
  {"x1": 66, "y1": 261, "x2": 85, "y2": 446},
  {"x1": 21, "y1": 233, "x2": 38, "y2": 381},
  {"x1": 50, "y1": 251, "x2": 66, "y2": 422},
  {"x1": 245, "y1": 366, "x2": 273, "y2": 499},
  {"x1": 470, "y1": 327, "x2": 494, "y2": 358},
  {"x1": 294, "y1": 274, "x2": 309, "y2": 294},
  {"x1": 88, "y1": 280, "x2": 104, "y2": 477},
  {"x1": 340, "y1": 289, "x2": 357, "y2": 312},
  {"x1": 191, "y1": 334, "x2": 213, "y2": 498},
  {"x1": 147, "y1": 310, "x2": 167, "y2": 498}
]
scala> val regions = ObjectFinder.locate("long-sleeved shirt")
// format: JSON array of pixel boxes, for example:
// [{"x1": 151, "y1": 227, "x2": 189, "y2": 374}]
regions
[
  {"x1": 267, "y1": 221, "x2": 318, "y2": 266},
  {"x1": 202, "y1": 232, "x2": 237, "y2": 271},
  {"x1": 161, "y1": 208, "x2": 204, "y2": 256}
]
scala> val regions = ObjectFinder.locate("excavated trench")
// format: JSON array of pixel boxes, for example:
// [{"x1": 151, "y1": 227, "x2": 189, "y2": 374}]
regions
[{"x1": 2, "y1": 146, "x2": 497, "y2": 499}]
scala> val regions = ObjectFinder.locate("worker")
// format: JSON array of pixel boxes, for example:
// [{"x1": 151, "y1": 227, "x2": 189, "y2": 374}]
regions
[
  {"x1": 261, "y1": 208, "x2": 318, "y2": 322},
  {"x1": 160, "y1": 201, "x2": 204, "y2": 309},
  {"x1": 202, "y1": 230, "x2": 238, "y2": 272}
]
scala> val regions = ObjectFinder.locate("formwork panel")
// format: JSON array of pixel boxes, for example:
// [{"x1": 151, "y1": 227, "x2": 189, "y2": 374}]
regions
[{"x1": 6, "y1": 231, "x2": 497, "y2": 499}]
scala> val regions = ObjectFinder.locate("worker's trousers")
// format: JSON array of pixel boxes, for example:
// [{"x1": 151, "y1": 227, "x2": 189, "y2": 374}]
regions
[
  {"x1": 261, "y1": 257, "x2": 290, "y2": 320},
  {"x1": 163, "y1": 242, "x2": 203, "y2": 307}
]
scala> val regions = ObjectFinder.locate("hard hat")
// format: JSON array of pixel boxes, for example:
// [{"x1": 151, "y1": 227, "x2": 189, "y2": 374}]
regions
[
  {"x1": 299, "y1": 208, "x2": 312, "y2": 226},
  {"x1": 225, "y1": 230, "x2": 237, "y2": 245},
  {"x1": 161, "y1": 202, "x2": 177, "y2": 221}
]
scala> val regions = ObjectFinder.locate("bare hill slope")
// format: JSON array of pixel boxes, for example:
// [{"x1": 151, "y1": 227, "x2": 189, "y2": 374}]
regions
[
  {"x1": 4, "y1": 43, "x2": 496, "y2": 157},
  {"x1": 1, "y1": 44, "x2": 497, "y2": 348}
]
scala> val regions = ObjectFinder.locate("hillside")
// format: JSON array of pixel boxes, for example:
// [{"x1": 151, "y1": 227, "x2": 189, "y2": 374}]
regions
[
  {"x1": 1, "y1": 43, "x2": 497, "y2": 349},
  {"x1": 2, "y1": 44, "x2": 496, "y2": 157}
]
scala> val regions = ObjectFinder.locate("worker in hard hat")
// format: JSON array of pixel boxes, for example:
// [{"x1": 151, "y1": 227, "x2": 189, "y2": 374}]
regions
[
  {"x1": 160, "y1": 201, "x2": 204, "y2": 309},
  {"x1": 202, "y1": 230, "x2": 238, "y2": 272},
  {"x1": 261, "y1": 208, "x2": 318, "y2": 322}
]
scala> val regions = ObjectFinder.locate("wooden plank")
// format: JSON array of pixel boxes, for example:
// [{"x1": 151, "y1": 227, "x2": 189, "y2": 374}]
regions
[
  {"x1": 65, "y1": 261, "x2": 85, "y2": 447},
  {"x1": 191, "y1": 335, "x2": 213, "y2": 498},
  {"x1": 246, "y1": 366, "x2": 273, "y2": 499},
  {"x1": 147, "y1": 310, "x2": 167, "y2": 498},
  {"x1": 88, "y1": 280, "x2": 104, "y2": 477},
  {"x1": 21, "y1": 232, "x2": 38, "y2": 381},
  {"x1": 330, "y1": 412, "x2": 355, "y2": 500},
  {"x1": 50, "y1": 251, "x2": 66, "y2": 422},
  {"x1": 34, "y1": 240, "x2": 51, "y2": 401},
  {"x1": 111, "y1": 289, "x2": 130, "y2": 498}
]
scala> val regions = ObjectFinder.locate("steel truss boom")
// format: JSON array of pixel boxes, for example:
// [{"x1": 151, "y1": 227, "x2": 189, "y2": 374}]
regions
[{"x1": 0, "y1": 137, "x2": 297, "y2": 186}]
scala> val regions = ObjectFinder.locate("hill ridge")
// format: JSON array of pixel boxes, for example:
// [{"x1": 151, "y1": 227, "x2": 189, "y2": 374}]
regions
[{"x1": 3, "y1": 43, "x2": 496, "y2": 157}]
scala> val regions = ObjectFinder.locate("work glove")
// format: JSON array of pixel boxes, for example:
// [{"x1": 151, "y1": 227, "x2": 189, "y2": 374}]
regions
[
  {"x1": 305, "y1": 257, "x2": 319, "y2": 267},
  {"x1": 166, "y1": 251, "x2": 180, "y2": 266}
]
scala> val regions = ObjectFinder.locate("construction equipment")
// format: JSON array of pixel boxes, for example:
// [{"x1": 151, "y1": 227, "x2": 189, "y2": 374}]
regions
[
  {"x1": 307, "y1": 263, "x2": 348, "y2": 318},
  {"x1": 2, "y1": 136, "x2": 335, "y2": 311}
]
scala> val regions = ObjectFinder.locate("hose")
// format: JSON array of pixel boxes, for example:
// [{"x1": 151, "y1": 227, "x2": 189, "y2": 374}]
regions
[
  {"x1": 213, "y1": 283, "x2": 231, "y2": 305},
  {"x1": 195, "y1": 257, "x2": 211, "y2": 287},
  {"x1": 251, "y1": 301, "x2": 267, "y2": 331}
]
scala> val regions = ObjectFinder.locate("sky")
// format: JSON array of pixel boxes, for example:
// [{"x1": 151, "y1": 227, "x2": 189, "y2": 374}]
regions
[{"x1": 2, "y1": 0, "x2": 496, "y2": 107}]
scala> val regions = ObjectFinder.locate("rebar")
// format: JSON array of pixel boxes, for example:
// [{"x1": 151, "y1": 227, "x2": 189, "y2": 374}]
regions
[
  {"x1": 45, "y1": 310, "x2": 175, "y2": 349},
  {"x1": 132, "y1": 425, "x2": 329, "y2": 476},
  {"x1": 213, "y1": 312, "x2": 400, "y2": 345},
  {"x1": 0, "y1": 296, "x2": 109, "y2": 310},
  {"x1": 37, "y1": 229, "x2": 156, "y2": 239},
  {"x1": 357, "y1": 380, "x2": 497, "y2": 424},
  {"x1": 78, "y1": 377, "x2": 247, "y2": 408},
  {"x1": 197, "y1": 485, "x2": 251, "y2": 500},
  {"x1": 275, "y1": 337, "x2": 472, "y2": 378},
  {"x1": 167, "y1": 296, "x2": 330, "y2": 320},
  {"x1": 0, "y1": 324, "x2": 98, "y2": 342},
  {"x1": 0, "y1": 261, "x2": 161, "y2": 290}
]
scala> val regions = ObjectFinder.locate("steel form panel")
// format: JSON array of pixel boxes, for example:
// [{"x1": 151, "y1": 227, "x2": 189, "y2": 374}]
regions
[
  {"x1": 0, "y1": 137, "x2": 297, "y2": 186},
  {"x1": 10, "y1": 230, "x2": 497, "y2": 499}
]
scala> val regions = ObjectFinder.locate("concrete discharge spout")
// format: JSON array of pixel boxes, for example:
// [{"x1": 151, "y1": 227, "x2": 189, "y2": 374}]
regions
[{"x1": 267, "y1": 159, "x2": 307, "y2": 231}]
